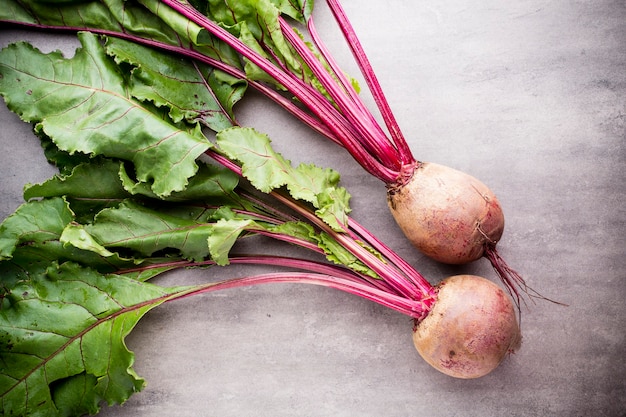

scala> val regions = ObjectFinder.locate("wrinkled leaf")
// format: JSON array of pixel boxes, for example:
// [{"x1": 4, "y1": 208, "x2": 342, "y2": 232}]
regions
[
  {"x1": 0, "y1": 198, "x2": 164, "y2": 273},
  {"x1": 1, "y1": 0, "x2": 182, "y2": 46},
  {"x1": 207, "y1": 218, "x2": 257, "y2": 265},
  {"x1": 24, "y1": 157, "x2": 240, "y2": 208},
  {"x1": 316, "y1": 232, "x2": 379, "y2": 279},
  {"x1": 104, "y1": 36, "x2": 245, "y2": 131},
  {"x1": 0, "y1": 261, "x2": 192, "y2": 416},
  {"x1": 216, "y1": 126, "x2": 351, "y2": 230},
  {"x1": 24, "y1": 159, "x2": 130, "y2": 203},
  {"x1": 0, "y1": 197, "x2": 73, "y2": 260},
  {"x1": 119, "y1": 160, "x2": 241, "y2": 203},
  {"x1": 0, "y1": 32, "x2": 210, "y2": 197}
]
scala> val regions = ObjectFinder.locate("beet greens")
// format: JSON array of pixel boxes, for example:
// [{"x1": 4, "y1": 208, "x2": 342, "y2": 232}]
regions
[{"x1": 0, "y1": 0, "x2": 531, "y2": 298}]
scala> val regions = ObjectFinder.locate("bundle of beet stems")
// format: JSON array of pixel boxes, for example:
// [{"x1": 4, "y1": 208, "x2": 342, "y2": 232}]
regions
[
  {"x1": 0, "y1": 0, "x2": 545, "y2": 415},
  {"x1": 2, "y1": 0, "x2": 533, "y2": 293}
]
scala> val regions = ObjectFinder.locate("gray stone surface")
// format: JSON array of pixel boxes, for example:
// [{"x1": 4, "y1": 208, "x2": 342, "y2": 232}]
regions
[{"x1": 1, "y1": 1, "x2": 624, "y2": 416}]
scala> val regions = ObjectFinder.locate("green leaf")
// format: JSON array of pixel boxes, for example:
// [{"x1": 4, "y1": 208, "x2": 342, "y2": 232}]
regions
[
  {"x1": 203, "y1": 0, "x2": 314, "y2": 85},
  {"x1": 207, "y1": 218, "x2": 257, "y2": 265},
  {"x1": 25, "y1": 157, "x2": 240, "y2": 208},
  {"x1": 216, "y1": 127, "x2": 351, "y2": 230},
  {"x1": 0, "y1": 261, "x2": 192, "y2": 416},
  {"x1": 1, "y1": 0, "x2": 200, "y2": 54},
  {"x1": 24, "y1": 159, "x2": 130, "y2": 203},
  {"x1": 0, "y1": 197, "x2": 73, "y2": 260},
  {"x1": 119, "y1": 160, "x2": 241, "y2": 203},
  {"x1": 38, "y1": 132, "x2": 95, "y2": 175},
  {"x1": 269, "y1": 0, "x2": 313, "y2": 22},
  {"x1": 207, "y1": 68, "x2": 248, "y2": 120},
  {"x1": 2, "y1": 0, "x2": 245, "y2": 71},
  {"x1": 0, "y1": 198, "x2": 160, "y2": 273},
  {"x1": 0, "y1": 31, "x2": 210, "y2": 197},
  {"x1": 316, "y1": 232, "x2": 379, "y2": 279},
  {"x1": 84, "y1": 200, "x2": 215, "y2": 262},
  {"x1": 60, "y1": 223, "x2": 118, "y2": 258},
  {"x1": 104, "y1": 36, "x2": 245, "y2": 131}
]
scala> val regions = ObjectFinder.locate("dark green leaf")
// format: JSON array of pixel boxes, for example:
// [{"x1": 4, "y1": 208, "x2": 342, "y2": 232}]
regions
[
  {"x1": 83, "y1": 200, "x2": 215, "y2": 261},
  {"x1": 24, "y1": 159, "x2": 131, "y2": 203},
  {"x1": 2, "y1": 0, "x2": 246, "y2": 76},
  {"x1": 0, "y1": 261, "x2": 192, "y2": 416},
  {"x1": 0, "y1": 198, "x2": 164, "y2": 273}
]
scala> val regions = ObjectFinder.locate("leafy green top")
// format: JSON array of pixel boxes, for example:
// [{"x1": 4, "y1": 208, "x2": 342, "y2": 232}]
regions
[{"x1": 0, "y1": 29, "x2": 370, "y2": 415}]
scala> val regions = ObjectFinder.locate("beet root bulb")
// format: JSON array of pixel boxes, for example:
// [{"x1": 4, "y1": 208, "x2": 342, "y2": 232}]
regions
[
  {"x1": 387, "y1": 162, "x2": 504, "y2": 264},
  {"x1": 412, "y1": 274, "x2": 521, "y2": 379}
]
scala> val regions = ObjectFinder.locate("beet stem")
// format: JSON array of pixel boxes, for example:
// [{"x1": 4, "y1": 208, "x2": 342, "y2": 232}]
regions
[{"x1": 324, "y1": 0, "x2": 415, "y2": 165}]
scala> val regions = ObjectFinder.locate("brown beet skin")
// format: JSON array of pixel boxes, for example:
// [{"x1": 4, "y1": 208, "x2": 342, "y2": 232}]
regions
[
  {"x1": 412, "y1": 275, "x2": 521, "y2": 379},
  {"x1": 388, "y1": 162, "x2": 504, "y2": 264}
]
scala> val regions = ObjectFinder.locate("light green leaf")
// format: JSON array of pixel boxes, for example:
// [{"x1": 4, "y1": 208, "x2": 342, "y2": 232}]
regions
[
  {"x1": 316, "y1": 232, "x2": 379, "y2": 279},
  {"x1": 216, "y1": 127, "x2": 351, "y2": 230},
  {"x1": 60, "y1": 223, "x2": 117, "y2": 258},
  {"x1": 207, "y1": 218, "x2": 257, "y2": 265}
]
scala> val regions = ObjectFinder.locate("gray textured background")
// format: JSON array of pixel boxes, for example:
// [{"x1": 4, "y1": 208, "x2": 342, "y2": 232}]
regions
[{"x1": 1, "y1": 0, "x2": 625, "y2": 416}]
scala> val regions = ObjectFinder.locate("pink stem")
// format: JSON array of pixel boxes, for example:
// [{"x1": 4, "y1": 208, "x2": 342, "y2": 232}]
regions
[
  {"x1": 324, "y1": 0, "x2": 415, "y2": 166},
  {"x1": 279, "y1": 17, "x2": 401, "y2": 170},
  {"x1": 347, "y1": 217, "x2": 434, "y2": 296},
  {"x1": 206, "y1": 149, "x2": 432, "y2": 302},
  {"x1": 304, "y1": 16, "x2": 401, "y2": 164},
  {"x1": 173, "y1": 271, "x2": 429, "y2": 318},
  {"x1": 159, "y1": 0, "x2": 398, "y2": 183}
]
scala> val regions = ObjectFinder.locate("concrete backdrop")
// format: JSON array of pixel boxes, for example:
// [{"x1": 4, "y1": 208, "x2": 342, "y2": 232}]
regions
[{"x1": 1, "y1": 0, "x2": 624, "y2": 416}]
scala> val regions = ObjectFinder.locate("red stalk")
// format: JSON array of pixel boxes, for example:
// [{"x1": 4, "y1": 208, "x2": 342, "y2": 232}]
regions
[
  {"x1": 172, "y1": 271, "x2": 428, "y2": 318},
  {"x1": 323, "y1": 0, "x2": 415, "y2": 165},
  {"x1": 206, "y1": 148, "x2": 436, "y2": 306},
  {"x1": 115, "y1": 252, "x2": 428, "y2": 317},
  {"x1": 158, "y1": 0, "x2": 400, "y2": 183},
  {"x1": 278, "y1": 17, "x2": 401, "y2": 170}
]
